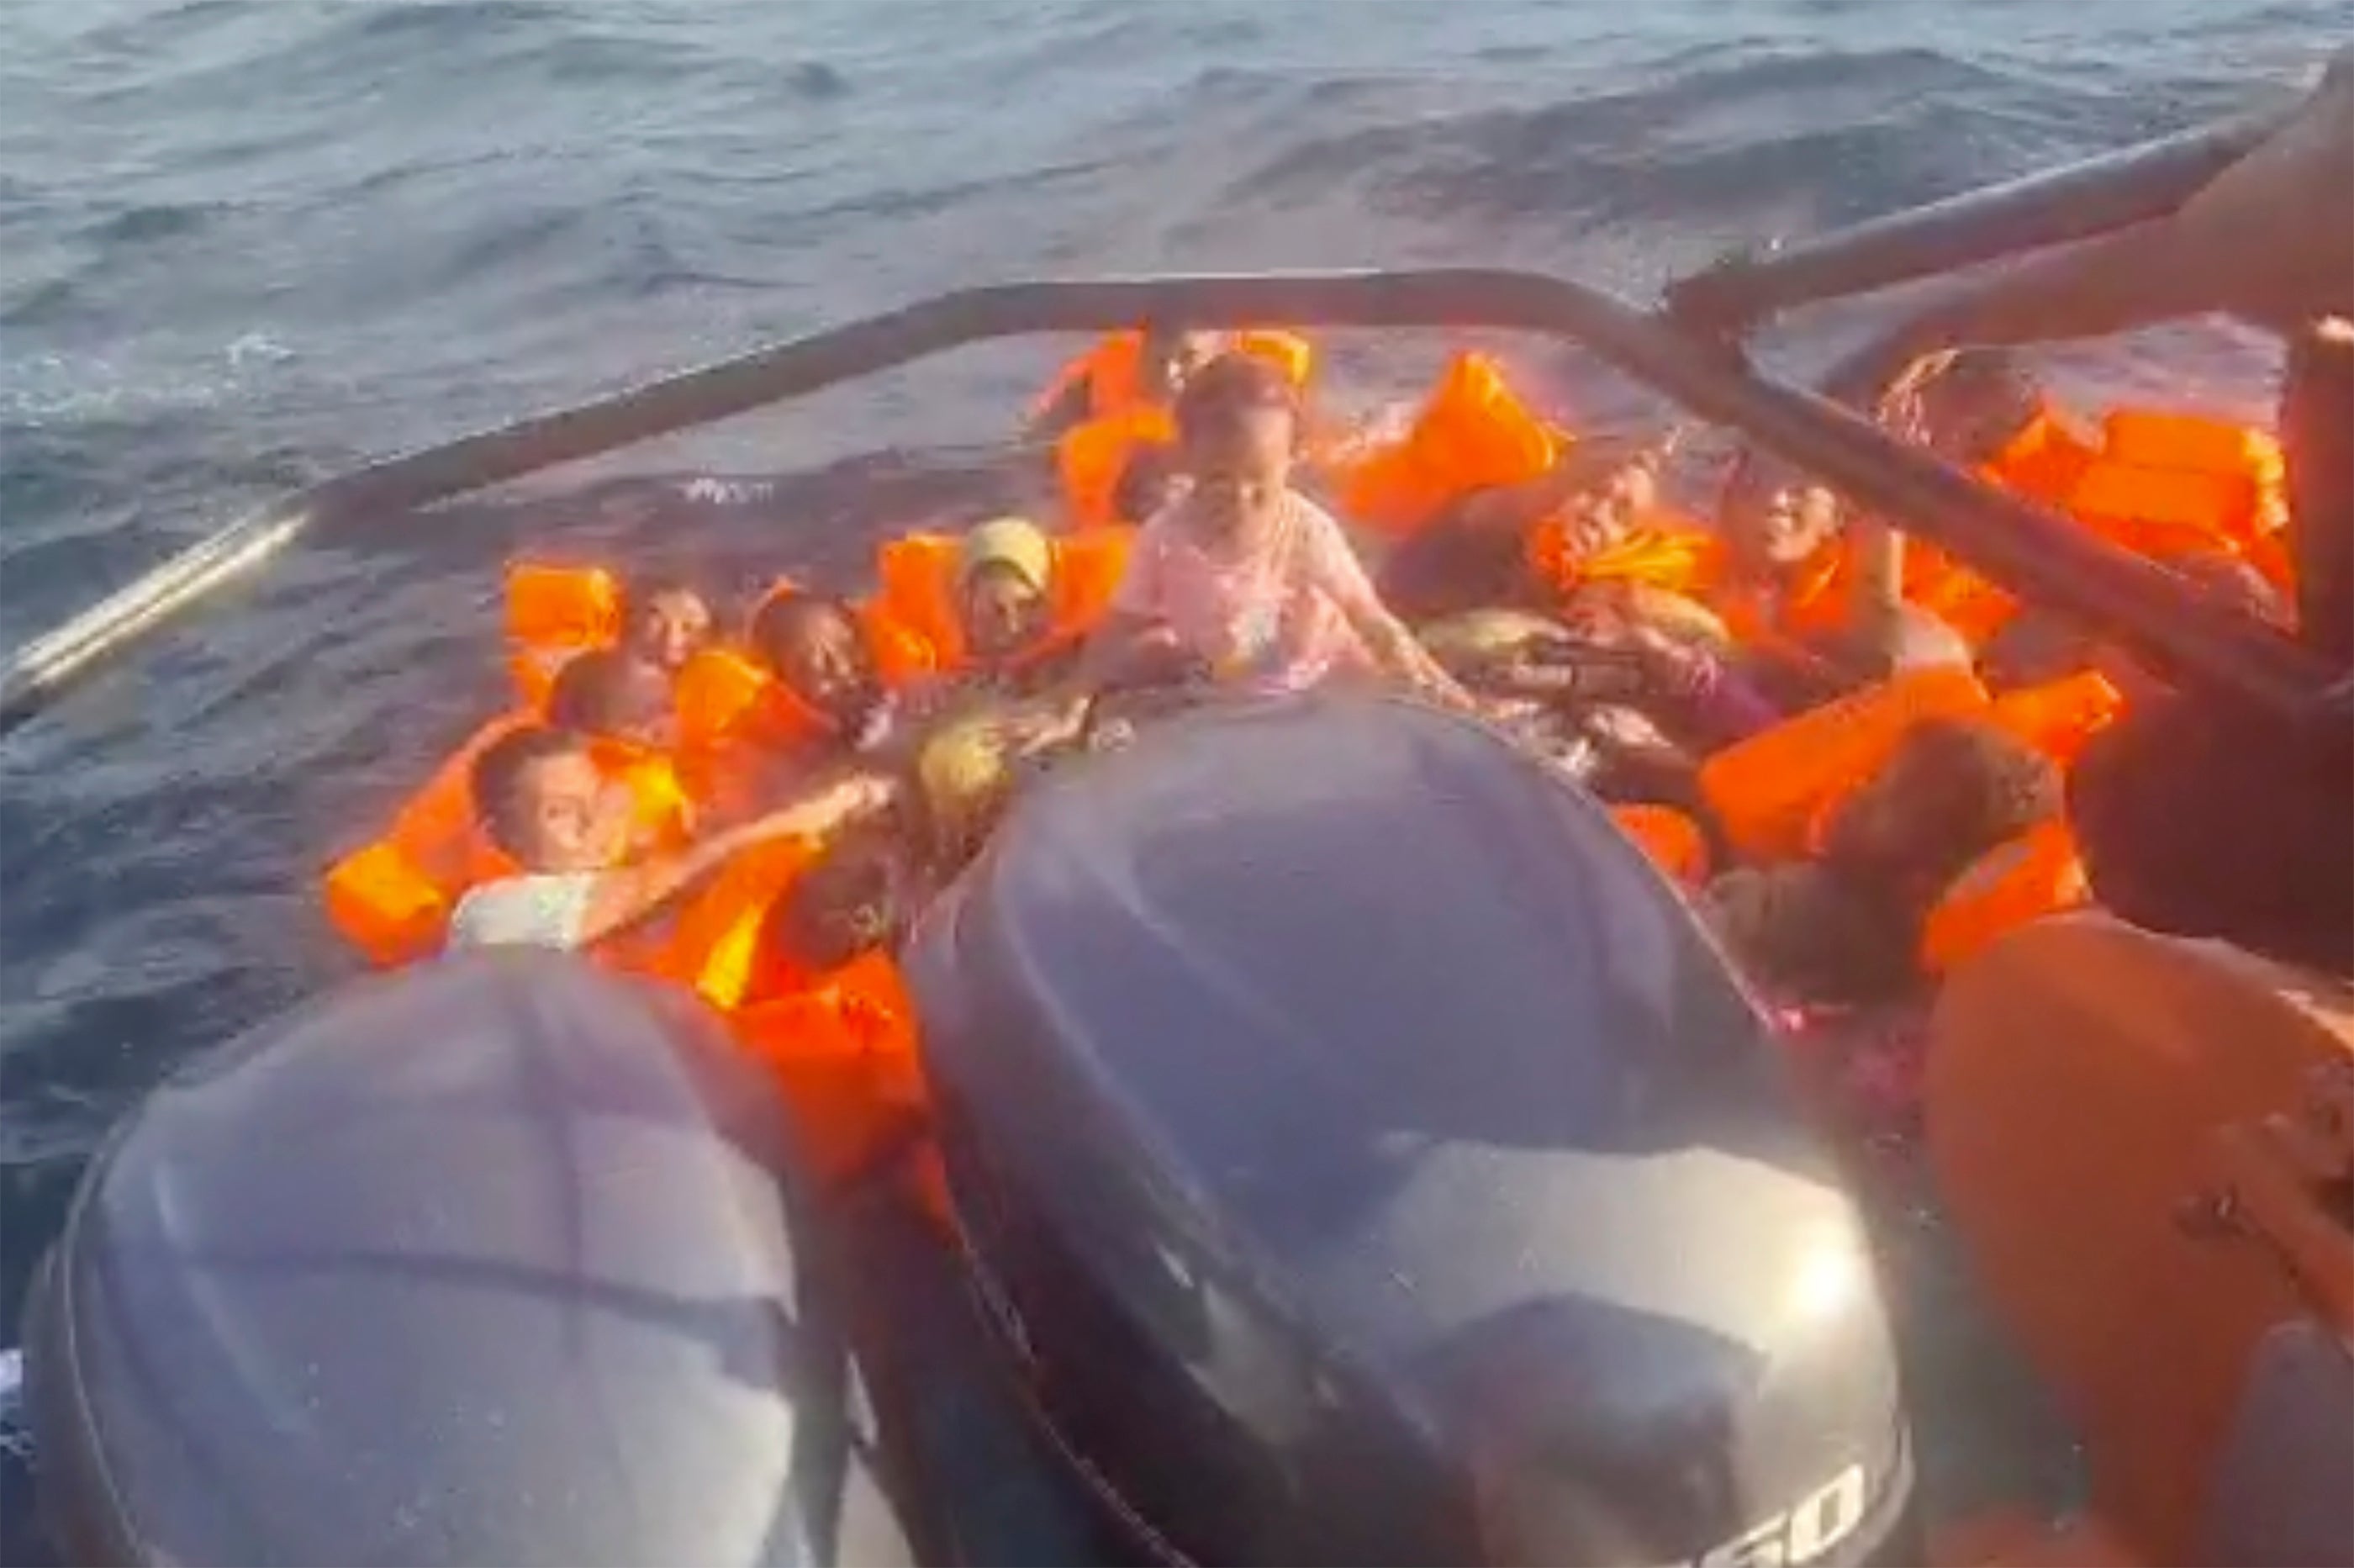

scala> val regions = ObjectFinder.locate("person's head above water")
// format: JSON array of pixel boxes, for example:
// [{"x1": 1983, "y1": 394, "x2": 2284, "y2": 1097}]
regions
[
  {"x1": 757, "y1": 828, "x2": 909, "y2": 979},
  {"x1": 1172, "y1": 351, "x2": 1302, "y2": 547},
  {"x1": 622, "y1": 578, "x2": 713, "y2": 676},
  {"x1": 1824, "y1": 715, "x2": 2062, "y2": 908},
  {"x1": 1138, "y1": 321, "x2": 1219, "y2": 404},
  {"x1": 956, "y1": 516, "x2": 1057, "y2": 664},
  {"x1": 546, "y1": 647, "x2": 675, "y2": 749},
  {"x1": 1560, "y1": 442, "x2": 1670, "y2": 556},
  {"x1": 747, "y1": 589, "x2": 885, "y2": 734},
  {"x1": 1901, "y1": 348, "x2": 2049, "y2": 468},
  {"x1": 1719, "y1": 456, "x2": 1844, "y2": 574},
  {"x1": 470, "y1": 725, "x2": 627, "y2": 874}
]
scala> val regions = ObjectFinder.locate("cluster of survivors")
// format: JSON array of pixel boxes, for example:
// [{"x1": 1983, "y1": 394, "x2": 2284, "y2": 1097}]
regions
[{"x1": 324, "y1": 322, "x2": 2330, "y2": 1188}]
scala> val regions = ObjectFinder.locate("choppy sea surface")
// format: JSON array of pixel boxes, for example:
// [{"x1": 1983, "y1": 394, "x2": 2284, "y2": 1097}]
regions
[{"x1": 0, "y1": 0, "x2": 2341, "y2": 1555}]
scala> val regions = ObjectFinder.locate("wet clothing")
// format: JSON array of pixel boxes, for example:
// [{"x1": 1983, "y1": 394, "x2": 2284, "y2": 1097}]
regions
[
  {"x1": 446, "y1": 873, "x2": 599, "y2": 952},
  {"x1": 1115, "y1": 490, "x2": 1381, "y2": 694}
]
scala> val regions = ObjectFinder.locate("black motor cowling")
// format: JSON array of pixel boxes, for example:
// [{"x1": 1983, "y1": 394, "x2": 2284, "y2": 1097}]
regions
[
  {"x1": 910, "y1": 694, "x2": 1918, "y2": 1566},
  {"x1": 22, "y1": 955, "x2": 916, "y2": 1567}
]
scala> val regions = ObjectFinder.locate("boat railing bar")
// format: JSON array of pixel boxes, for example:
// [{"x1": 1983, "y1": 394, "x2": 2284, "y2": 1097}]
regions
[{"x1": 2, "y1": 268, "x2": 2340, "y2": 742}]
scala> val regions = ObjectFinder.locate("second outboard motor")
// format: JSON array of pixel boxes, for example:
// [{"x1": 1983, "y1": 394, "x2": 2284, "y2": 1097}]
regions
[
  {"x1": 912, "y1": 694, "x2": 1918, "y2": 1565},
  {"x1": 21, "y1": 955, "x2": 917, "y2": 1566}
]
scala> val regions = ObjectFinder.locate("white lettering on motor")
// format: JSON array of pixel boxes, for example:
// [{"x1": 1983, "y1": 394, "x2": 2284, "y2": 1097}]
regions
[{"x1": 1693, "y1": 1464, "x2": 1868, "y2": 1568}]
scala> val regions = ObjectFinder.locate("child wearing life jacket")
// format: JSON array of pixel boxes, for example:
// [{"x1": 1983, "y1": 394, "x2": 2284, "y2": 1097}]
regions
[
  {"x1": 446, "y1": 725, "x2": 895, "y2": 953},
  {"x1": 1700, "y1": 715, "x2": 2063, "y2": 1008},
  {"x1": 621, "y1": 578, "x2": 715, "y2": 679},
  {"x1": 1088, "y1": 351, "x2": 1475, "y2": 709},
  {"x1": 546, "y1": 645, "x2": 677, "y2": 751}
]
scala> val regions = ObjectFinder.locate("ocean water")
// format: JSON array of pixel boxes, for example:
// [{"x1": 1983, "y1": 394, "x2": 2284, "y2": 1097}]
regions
[{"x1": 0, "y1": 0, "x2": 2341, "y2": 1555}]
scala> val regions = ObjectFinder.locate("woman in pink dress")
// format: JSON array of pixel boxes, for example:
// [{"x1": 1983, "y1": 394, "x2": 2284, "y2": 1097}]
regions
[{"x1": 1089, "y1": 351, "x2": 1476, "y2": 707}]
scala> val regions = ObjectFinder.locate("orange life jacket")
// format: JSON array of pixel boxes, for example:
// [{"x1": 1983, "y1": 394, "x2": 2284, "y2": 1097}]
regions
[
  {"x1": 1713, "y1": 544, "x2": 1850, "y2": 668},
  {"x1": 662, "y1": 850, "x2": 932, "y2": 1194},
  {"x1": 1699, "y1": 664, "x2": 1992, "y2": 864},
  {"x1": 738, "y1": 953, "x2": 932, "y2": 1197},
  {"x1": 1966, "y1": 407, "x2": 2288, "y2": 625},
  {"x1": 1057, "y1": 407, "x2": 1177, "y2": 531},
  {"x1": 1919, "y1": 820, "x2": 2089, "y2": 976},
  {"x1": 658, "y1": 835, "x2": 823, "y2": 1006},
  {"x1": 2070, "y1": 409, "x2": 2285, "y2": 557},
  {"x1": 1987, "y1": 668, "x2": 2127, "y2": 768},
  {"x1": 1526, "y1": 516, "x2": 1726, "y2": 604},
  {"x1": 1030, "y1": 330, "x2": 1314, "y2": 423},
  {"x1": 1981, "y1": 399, "x2": 2103, "y2": 504},
  {"x1": 673, "y1": 583, "x2": 932, "y2": 816},
  {"x1": 1716, "y1": 525, "x2": 1996, "y2": 657},
  {"x1": 873, "y1": 528, "x2": 1133, "y2": 674},
  {"x1": 504, "y1": 562, "x2": 625, "y2": 710},
  {"x1": 323, "y1": 718, "x2": 693, "y2": 967},
  {"x1": 1337, "y1": 351, "x2": 1562, "y2": 539},
  {"x1": 1610, "y1": 803, "x2": 1711, "y2": 886}
]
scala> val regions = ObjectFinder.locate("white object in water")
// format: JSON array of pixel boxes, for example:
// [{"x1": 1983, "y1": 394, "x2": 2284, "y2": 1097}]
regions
[{"x1": 0, "y1": 1344, "x2": 27, "y2": 1460}]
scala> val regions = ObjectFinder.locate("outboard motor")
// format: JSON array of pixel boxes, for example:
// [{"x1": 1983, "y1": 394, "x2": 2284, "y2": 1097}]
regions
[
  {"x1": 20, "y1": 955, "x2": 917, "y2": 1566},
  {"x1": 912, "y1": 694, "x2": 1919, "y2": 1565}
]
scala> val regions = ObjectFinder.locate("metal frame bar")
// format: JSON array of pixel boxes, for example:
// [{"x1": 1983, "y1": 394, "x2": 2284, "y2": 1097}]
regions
[{"x1": 3, "y1": 268, "x2": 2338, "y2": 740}]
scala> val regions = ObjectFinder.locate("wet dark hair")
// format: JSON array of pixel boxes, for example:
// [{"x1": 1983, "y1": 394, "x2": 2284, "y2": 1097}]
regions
[
  {"x1": 1828, "y1": 716, "x2": 2063, "y2": 896},
  {"x1": 546, "y1": 647, "x2": 665, "y2": 737},
  {"x1": 747, "y1": 589, "x2": 863, "y2": 677},
  {"x1": 1172, "y1": 351, "x2": 1299, "y2": 448},
  {"x1": 624, "y1": 575, "x2": 710, "y2": 621},
  {"x1": 469, "y1": 725, "x2": 589, "y2": 855}
]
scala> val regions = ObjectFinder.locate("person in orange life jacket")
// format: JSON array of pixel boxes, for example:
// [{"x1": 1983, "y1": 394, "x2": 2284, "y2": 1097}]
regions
[
  {"x1": 444, "y1": 725, "x2": 898, "y2": 953},
  {"x1": 546, "y1": 644, "x2": 677, "y2": 751},
  {"x1": 748, "y1": 589, "x2": 902, "y2": 755},
  {"x1": 1713, "y1": 460, "x2": 1977, "y2": 709},
  {"x1": 1701, "y1": 716, "x2": 2062, "y2": 1007},
  {"x1": 622, "y1": 578, "x2": 715, "y2": 678},
  {"x1": 1086, "y1": 351, "x2": 1480, "y2": 710},
  {"x1": 1828, "y1": 55, "x2": 2354, "y2": 974},
  {"x1": 1027, "y1": 323, "x2": 1220, "y2": 441},
  {"x1": 757, "y1": 827, "x2": 922, "y2": 981},
  {"x1": 1373, "y1": 435, "x2": 1675, "y2": 622},
  {"x1": 947, "y1": 518, "x2": 1076, "y2": 689}
]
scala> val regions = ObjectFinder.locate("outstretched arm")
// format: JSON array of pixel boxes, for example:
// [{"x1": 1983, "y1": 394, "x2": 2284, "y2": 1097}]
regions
[
  {"x1": 1832, "y1": 54, "x2": 2354, "y2": 397},
  {"x1": 1296, "y1": 499, "x2": 1486, "y2": 710},
  {"x1": 578, "y1": 772, "x2": 896, "y2": 944}
]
